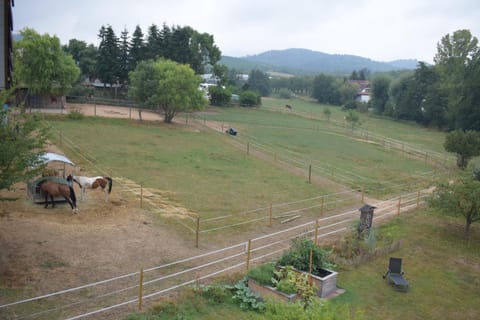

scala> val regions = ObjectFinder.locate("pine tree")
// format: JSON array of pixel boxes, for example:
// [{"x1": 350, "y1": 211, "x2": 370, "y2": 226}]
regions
[
  {"x1": 119, "y1": 27, "x2": 130, "y2": 84},
  {"x1": 96, "y1": 25, "x2": 120, "y2": 86},
  {"x1": 129, "y1": 25, "x2": 145, "y2": 72}
]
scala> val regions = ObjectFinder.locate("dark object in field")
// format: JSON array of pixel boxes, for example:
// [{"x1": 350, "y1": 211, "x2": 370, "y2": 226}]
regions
[
  {"x1": 383, "y1": 257, "x2": 409, "y2": 291},
  {"x1": 226, "y1": 127, "x2": 237, "y2": 136}
]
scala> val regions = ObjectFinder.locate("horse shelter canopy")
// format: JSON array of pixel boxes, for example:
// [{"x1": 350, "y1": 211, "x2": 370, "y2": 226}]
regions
[{"x1": 39, "y1": 152, "x2": 75, "y2": 166}]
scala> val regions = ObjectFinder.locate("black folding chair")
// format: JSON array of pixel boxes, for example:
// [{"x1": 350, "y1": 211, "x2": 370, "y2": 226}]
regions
[{"x1": 383, "y1": 257, "x2": 409, "y2": 291}]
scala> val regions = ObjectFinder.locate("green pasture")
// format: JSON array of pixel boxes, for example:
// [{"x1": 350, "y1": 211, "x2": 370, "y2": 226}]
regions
[
  {"x1": 46, "y1": 116, "x2": 333, "y2": 222},
  {"x1": 261, "y1": 97, "x2": 448, "y2": 154},
  {"x1": 125, "y1": 209, "x2": 480, "y2": 320},
  {"x1": 199, "y1": 105, "x2": 443, "y2": 196}
]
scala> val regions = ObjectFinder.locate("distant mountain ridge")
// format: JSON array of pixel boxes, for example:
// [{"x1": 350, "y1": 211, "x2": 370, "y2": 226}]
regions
[{"x1": 220, "y1": 48, "x2": 418, "y2": 75}]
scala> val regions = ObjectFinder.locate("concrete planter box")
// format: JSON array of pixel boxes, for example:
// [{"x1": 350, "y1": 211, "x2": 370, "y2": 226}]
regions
[
  {"x1": 281, "y1": 266, "x2": 338, "y2": 298},
  {"x1": 247, "y1": 278, "x2": 297, "y2": 303},
  {"x1": 303, "y1": 268, "x2": 338, "y2": 298}
]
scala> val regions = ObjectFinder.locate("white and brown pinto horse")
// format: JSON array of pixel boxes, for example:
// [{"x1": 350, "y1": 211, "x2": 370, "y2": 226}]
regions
[{"x1": 68, "y1": 175, "x2": 113, "y2": 202}]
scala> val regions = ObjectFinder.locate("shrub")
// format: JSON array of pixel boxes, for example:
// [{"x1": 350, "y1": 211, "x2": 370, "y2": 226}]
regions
[
  {"x1": 240, "y1": 90, "x2": 261, "y2": 107},
  {"x1": 208, "y1": 85, "x2": 231, "y2": 107},
  {"x1": 67, "y1": 109, "x2": 84, "y2": 120},
  {"x1": 277, "y1": 238, "x2": 334, "y2": 275},
  {"x1": 247, "y1": 262, "x2": 275, "y2": 286},
  {"x1": 278, "y1": 88, "x2": 294, "y2": 99}
]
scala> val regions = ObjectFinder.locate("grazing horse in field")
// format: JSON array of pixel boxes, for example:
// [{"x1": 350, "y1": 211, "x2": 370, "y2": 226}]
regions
[
  {"x1": 68, "y1": 175, "x2": 113, "y2": 202},
  {"x1": 38, "y1": 179, "x2": 78, "y2": 213}
]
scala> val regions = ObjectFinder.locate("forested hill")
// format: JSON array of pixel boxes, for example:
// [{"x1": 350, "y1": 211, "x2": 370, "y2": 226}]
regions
[{"x1": 220, "y1": 48, "x2": 418, "y2": 75}]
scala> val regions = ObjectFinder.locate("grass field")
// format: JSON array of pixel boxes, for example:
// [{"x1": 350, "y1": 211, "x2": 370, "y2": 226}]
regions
[
  {"x1": 46, "y1": 116, "x2": 334, "y2": 221},
  {"x1": 195, "y1": 102, "x2": 448, "y2": 196}
]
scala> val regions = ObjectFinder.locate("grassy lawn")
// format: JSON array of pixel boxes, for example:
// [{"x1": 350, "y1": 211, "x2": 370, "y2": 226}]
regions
[
  {"x1": 199, "y1": 105, "x2": 441, "y2": 196},
  {"x1": 334, "y1": 208, "x2": 480, "y2": 319},
  {"x1": 125, "y1": 209, "x2": 480, "y2": 320},
  {"x1": 261, "y1": 97, "x2": 449, "y2": 154},
  {"x1": 46, "y1": 116, "x2": 331, "y2": 222}
]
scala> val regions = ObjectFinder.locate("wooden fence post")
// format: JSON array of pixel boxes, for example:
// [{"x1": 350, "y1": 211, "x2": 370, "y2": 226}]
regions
[
  {"x1": 417, "y1": 191, "x2": 420, "y2": 208},
  {"x1": 140, "y1": 184, "x2": 143, "y2": 208},
  {"x1": 129, "y1": 107, "x2": 131, "y2": 120},
  {"x1": 247, "y1": 142, "x2": 250, "y2": 155},
  {"x1": 397, "y1": 196, "x2": 401, "y2": 215},
  {"x1": 308, "y1": 164, "x2": 312, "y2": 184},
  {"x1": 314, "y1": 219, "x2": 319, "y2": 246},
  {"x1": 138, "y1": 268, "x2": 144, "y2": 310},
  {"x1": 245, "y1": 240, "x2": 252, "y2": 271},
  {"x1": 268, "y1": 202, "x2": 273, "y2": 227},
  {"x1": 321, "y1": 196, "x2": 325, "y2": 216},
  {"x1": 195, "y1": 217, "x2": 200, "y2": 248},
  {"x1": 94, "y1": 103, "x2": 97, "y2": 116}
]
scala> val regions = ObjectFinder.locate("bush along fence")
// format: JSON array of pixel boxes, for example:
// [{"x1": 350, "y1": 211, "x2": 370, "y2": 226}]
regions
[{"x1": 0, "y1": 189, "x2": 429, "y2": 319}]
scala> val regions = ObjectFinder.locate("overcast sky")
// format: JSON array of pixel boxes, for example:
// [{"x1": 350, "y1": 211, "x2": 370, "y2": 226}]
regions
[{"x1": 13, "y1": 0, "x2": 480, "y2": 63}]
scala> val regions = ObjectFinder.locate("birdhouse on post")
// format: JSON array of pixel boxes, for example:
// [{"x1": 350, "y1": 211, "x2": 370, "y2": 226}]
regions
[{"x1": 359, "y1": 204, "x2": 376, "y2": 232}]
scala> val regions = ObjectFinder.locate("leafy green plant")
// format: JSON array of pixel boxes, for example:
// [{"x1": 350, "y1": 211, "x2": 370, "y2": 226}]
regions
[
  {"x1": 231, "y1": 278, "x2": 266, "y2": 312},
  {"x1": 67, "y1": 109, "x2": 84, "y2": 120},
  {"x1": 247, "y1": 262, "x2": 275, "y2": 286},
  {"x1": 193, "y1": 284, "x2": 229, "y2": 304},
  {"x1": 277, "y1": 237, "x2": 334, "y2": 275},
  {"x1": 272, "y1": 266, "x2": 297, "y2": 294}
]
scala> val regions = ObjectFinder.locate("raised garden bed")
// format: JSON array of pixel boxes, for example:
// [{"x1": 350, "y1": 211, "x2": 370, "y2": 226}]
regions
[{"x1": 247, "y1": 278, "x2": 297, "y2": 303}]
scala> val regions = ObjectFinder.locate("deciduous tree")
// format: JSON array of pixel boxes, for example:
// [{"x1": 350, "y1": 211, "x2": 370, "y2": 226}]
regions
[
  {"x1": 0, "y1": 99, "x2": 49, "y2": 190},
  {"x1": 429, "y1": 173, "x2": 480, "y2": 240},
  {"x1": 444, "y1": 130, "x2": 480, "y2": 169},
  {"x1": 129, "y1": 59, "x2": 207, "y2": 123},
  {"x1": 14, "y1": 28, "x2": 80, "y2": 99}
]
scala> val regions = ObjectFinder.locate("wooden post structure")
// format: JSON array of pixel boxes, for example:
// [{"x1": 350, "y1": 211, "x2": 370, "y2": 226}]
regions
[
  {"x1": 138, "y1": 268, "x2": 144, "y2": 310},
  {"x1": 308, "y1": 164, "x2": 312, "y2": 184},
  {"x1": 397, "y1": 196, "x2": 401, "y2": 215},
  {"x1": 129, "y1": 107, "x2": 132, "y2": 120},
  {"x1": 314, "y1": 219, "x2": 319, "y2": 245},
  {"x1": 195, "y1": 217, "x2": 200, "y2": 248},
  {"x1": 268, "y1": 202, "x2": 273, "y2": 227},
  {"x1": 245, "y1": 240, "x2": 252, "y2": 271},
  {"x1": 140, "y1": 184, "x2": 143, "y2": 208},
  {"x1": 247, "y1": 142, "x2": 250, "y2": 155},
  {"x1": 417, "y1": 190, "x2": 420, "y2": 208},
  {"x1": 320, "y1": 196, "x2": 324, "y2": 216},
  {"x1": 94, "y1": 103, "x2": 97, "y2": 116}
]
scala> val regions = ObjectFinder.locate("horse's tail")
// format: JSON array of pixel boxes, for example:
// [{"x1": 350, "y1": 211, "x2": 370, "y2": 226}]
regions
[
  {"x1": 69, "y1": 185, "x2": 77, "y2": 208},
  {"x1": 105, "y1": 177, "x2": 113, "y2": 194},
  {"x1": 72, "y1": 177, "x2": 82, "y2": 189}
]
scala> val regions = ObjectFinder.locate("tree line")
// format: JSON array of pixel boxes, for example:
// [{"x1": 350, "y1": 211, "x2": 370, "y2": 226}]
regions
[{"x1": 64, "y1": 23, "x2": 221, "y2": 86}]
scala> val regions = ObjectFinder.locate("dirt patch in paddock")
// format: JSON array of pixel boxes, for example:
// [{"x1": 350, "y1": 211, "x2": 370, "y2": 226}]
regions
[{"x1": 0, "y1": 179, "x2": 199, "y2": 297}]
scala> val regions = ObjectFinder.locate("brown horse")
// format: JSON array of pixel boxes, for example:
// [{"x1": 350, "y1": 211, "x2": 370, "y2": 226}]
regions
[{"x1": 38, "y1": 179, "x2": 78, "y2": 213}]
